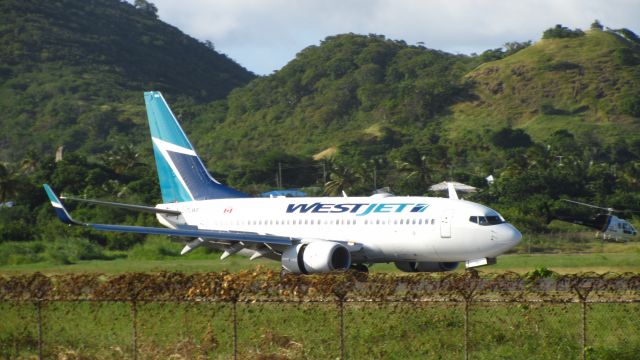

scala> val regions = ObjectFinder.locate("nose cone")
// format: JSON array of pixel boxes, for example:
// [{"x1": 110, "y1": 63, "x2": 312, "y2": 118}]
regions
[
  {"x1": 510, "y1": 224, "x2": 522, "y2": 244},
  {"x1": 496, "y1": 224, "x2": 522, "y2": 247}
]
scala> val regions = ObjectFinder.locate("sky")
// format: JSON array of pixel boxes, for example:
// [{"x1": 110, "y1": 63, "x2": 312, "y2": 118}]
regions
[{"x1": 130, "y1": 0, "x2": 640, "y2": 75}]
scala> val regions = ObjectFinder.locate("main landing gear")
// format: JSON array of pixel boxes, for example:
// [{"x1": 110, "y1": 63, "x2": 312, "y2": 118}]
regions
[{"x1": 350, "y1": 264, "x2": 369, "y2": 273}]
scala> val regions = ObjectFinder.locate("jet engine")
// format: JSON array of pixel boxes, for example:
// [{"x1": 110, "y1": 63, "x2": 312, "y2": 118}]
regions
[
  {"x1": 394, "y1": 261, "x2": 459, "y2": 272},
  {"x1": 281, "y1": 242, "x2": 351, "y2": 274}
]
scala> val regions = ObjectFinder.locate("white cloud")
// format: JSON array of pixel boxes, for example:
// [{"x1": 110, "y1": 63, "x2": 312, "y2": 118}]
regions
[{"x1": 134, "y1": 0, "x2": 640, "y2": 74}]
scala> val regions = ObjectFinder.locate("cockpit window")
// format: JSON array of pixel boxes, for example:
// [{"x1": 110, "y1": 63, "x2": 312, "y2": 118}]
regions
[{"x1": 469, "y1": 215, "x2": 505, "y2": 226}]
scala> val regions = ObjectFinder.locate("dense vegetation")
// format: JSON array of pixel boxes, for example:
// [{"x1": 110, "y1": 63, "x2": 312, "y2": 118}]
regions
[
  {"x1": 0, "y1": 0, "x2": 638, "y2": 265},
  {"x1": 0, "y1": 0, "x2": 255, "y2": 260},
  {"x1": 0, "y1": 0, "x2": 254, "y2": 162}
]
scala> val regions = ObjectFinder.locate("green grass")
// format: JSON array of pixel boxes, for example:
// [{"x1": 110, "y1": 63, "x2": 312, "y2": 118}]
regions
[
  {"x1": 448, "y1": 30, "x2": 640, "y2": 145},
  {"x1": 1, "y1": 233, "x2": 639, "y2": 359},
  {"x1": 2, "y1": 298, "x2": 639, "y2": 359},
  {"x1": 1, "y1": 247, "x2": 638, "y2": 275},
  {"x1": 1, "y1": 234, "x2": 639, "y2": 275}
]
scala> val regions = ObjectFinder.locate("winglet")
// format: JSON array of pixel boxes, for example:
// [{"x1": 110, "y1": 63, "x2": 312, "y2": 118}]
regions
[{"x1": 43, "y1": 184, "x2": 79, "y2": 225}]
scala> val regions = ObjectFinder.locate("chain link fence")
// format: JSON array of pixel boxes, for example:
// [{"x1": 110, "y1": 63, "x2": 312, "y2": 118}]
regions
[{"x1": 1, "y1": 270, "x2": 639, "y2": 359}]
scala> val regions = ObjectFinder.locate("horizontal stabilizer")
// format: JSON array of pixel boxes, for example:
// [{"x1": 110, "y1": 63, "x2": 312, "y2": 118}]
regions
[
  {"x1": 61, "y1": 196, "x2": 181, "y2": 216},
  {"x1": 447, "y1": 182, "x2": 459, "y2": 200},
  {"x1": 43, "y1": 185, "x2": 293, "y2": 246}
]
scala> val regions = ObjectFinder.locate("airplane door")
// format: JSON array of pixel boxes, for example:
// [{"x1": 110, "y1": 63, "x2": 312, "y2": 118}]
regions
[{"x1": 440, "y1": 211, "x2": 452, "y2": 238}]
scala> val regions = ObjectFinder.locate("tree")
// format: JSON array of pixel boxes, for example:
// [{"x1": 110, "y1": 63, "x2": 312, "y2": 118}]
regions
[
  {"x1": 491, "y1": 128, "x2": 533, "y2": 149},
  {"x1": 504, "y1": 41, "x2": 532, "y2": 56},
  {"x1": 324, "y1": 161, "x2": 363, "y2": 196},
  {"x1": 0, "y1": 163, "x2": 19, "y2": 204},
  {"x1": 542, "y1": 25, "x2": 585, "y2": 39},
  {"x1": 99, "y1": 144, "x2": 141, "y2": 176},
  {"x1": 591, "y1": 20, "x2": 603, "y2": 31},
  {"x1": 134, "y1": 0, "x2": 158, "y2": 17},
  {"x1": 396, "y1": 148, "x2": 431, "y2": 186}
]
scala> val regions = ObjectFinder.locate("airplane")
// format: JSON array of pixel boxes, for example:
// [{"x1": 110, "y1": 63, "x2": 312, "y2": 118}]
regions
[
  {"x1": 553, "y1": 199, "x2": 638, "y2": 241},
  {"x1": 44, "y1": 91, "x2": 522, "y2": 274}
]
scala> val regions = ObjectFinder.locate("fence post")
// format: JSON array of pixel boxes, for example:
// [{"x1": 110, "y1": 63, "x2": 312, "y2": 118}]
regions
[
  {"x1": 131, "y1": 300, "x2": 138, "y2": 360},
  {"x1": 571, "y1": 278, "x2": 593, "y2": 360},
  {"x1": 232, "y1": 300, "x2": 238, "y2": 360},
  {"x1": 581, "y1": 300, "x2": 587, "y2": 360},
  {"x1": 464, "y1": 299, "x2": 469, "y2": 360},
  {"x1": 36, "y1": 300, "x2": 43, "y2": 360},
  {"x1": 339, "y1": 299, "x2": 345, "y2": 360}
]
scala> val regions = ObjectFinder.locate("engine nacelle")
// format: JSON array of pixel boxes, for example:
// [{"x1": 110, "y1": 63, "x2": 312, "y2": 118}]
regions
[
  {"x1": 281, "y1": 242, "x2": 351, "y2": 274},
  {"x1": 394, "y1": 261, "x2": 459, "y2": 273}
]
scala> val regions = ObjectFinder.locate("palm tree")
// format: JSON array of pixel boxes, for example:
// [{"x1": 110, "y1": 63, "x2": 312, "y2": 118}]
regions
[
  {"x1": 396, "y1": 148, "x2": 431, "y2": 185},
  {"x1": 323, "y1": 162, "x2": 363, "y2": 196}
]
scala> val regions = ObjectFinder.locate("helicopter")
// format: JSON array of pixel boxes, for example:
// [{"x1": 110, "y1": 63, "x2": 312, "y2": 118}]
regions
[{"x1": 553, "y1": 199, "x2": 638, "y2": 241}]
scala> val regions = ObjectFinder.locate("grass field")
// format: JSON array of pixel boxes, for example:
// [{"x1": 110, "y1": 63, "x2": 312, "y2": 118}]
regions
[
  {"x1": 2, "y1": 291, "x2": 639, "y2": 359},
  {"x1": 2, "y1": 235, "x2": 639, "y2": 359},
  {"x1": 1, "y1": 235, "x2": 639, "y2": 275},
  {"x1": 1, "y1": 250, "x2": 640, "y2": 275}
]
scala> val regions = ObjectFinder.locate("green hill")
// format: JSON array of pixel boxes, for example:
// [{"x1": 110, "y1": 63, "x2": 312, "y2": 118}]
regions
[
  {"x1": 450, "y1": 29, "x2": 640, "y2": 143},
  {"x1": 188, "y1": 30, "x2": 640, "y2": 187},
  {"x1": 1, "y1": 15, "x2": 639, "y2": 249},
  {"x1": 0, "y1": 0, "x2": 254, "y2": 161},
  {"x1": 188, "y1": 33, "x2": 474, "y2": 179}
]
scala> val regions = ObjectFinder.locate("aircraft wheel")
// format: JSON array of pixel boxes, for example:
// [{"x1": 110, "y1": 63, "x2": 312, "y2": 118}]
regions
[{"x1": 351, "y1": 264, "x2": 369, "y2": 273}]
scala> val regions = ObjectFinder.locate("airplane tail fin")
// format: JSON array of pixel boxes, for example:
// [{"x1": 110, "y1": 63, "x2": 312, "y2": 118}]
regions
[{"x1": 144, "y1": 91, "x2": 248, "y2": 203}]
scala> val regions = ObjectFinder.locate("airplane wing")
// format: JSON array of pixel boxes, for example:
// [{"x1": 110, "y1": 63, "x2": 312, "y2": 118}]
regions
[
  {"x1": 60, "y1": 196, "x2": 181, "y2": 215},
  {"x1": 43, "y1": 184, "x2": 294, "y2": 247}
]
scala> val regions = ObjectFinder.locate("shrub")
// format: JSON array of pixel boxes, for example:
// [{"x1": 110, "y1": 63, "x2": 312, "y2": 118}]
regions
[
  {"x1": 542, "y1": 61, "x2": 581, "y2": 71},
  {"x1": 542, "y1": 25, "x2": 585, "y2": 39},
  {"x1": 614, "y1": 48, "x2": 639, "y2": 66},
  {"x1": 0, "y1": 241, "x2": 46, "y2": 265},
  {"x1": 539, "y1": 102, "x2": 567, "y2": 115},
  {"x1": 44, "y1": 238, "x2": 109, "y2": 265},
  {"x1": 128, "y1": 237, "x2": 181, "y2": 260},
  {"x1": 491, "y1": 127, "x2": 533, "y2": 149},
  {"x1": 620, "y1": 91, "x2": 640, "y2": 117}
]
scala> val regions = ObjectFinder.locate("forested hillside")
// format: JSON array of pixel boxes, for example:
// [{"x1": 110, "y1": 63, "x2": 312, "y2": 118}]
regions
[
  {"x1": 0, "y1": 4, "x2": 639, "y2": 264},
  {"x1": 0, "y1": 0, "x2": 255, "y2": 255},
  {"x1": 186, "y1": 28, "x2": 640, "y2": 233},
  {"x1": 0, "y1": 0, "x2": 254, "y2": 161}
]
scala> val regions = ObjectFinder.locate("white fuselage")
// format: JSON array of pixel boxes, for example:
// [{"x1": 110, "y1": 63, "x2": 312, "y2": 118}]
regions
[{"x1": 158, "y1": 194, "x2": 522, "y2": 264}]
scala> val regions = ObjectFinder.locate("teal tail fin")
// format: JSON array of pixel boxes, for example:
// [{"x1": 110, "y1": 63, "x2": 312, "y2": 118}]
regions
[{"x1": 144, "y1": 91, "x2": 247, "y2": 203}]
